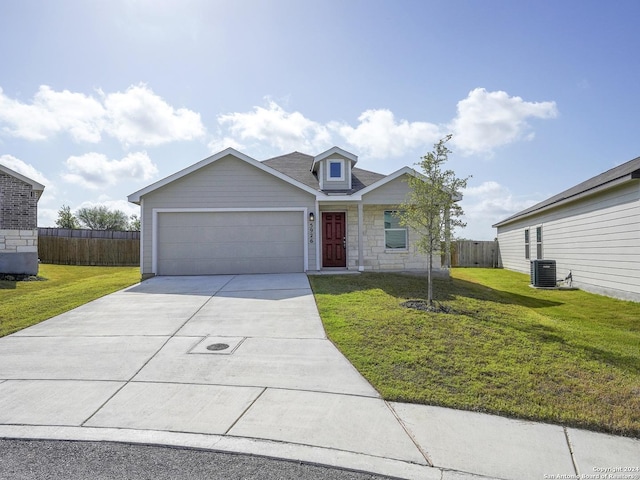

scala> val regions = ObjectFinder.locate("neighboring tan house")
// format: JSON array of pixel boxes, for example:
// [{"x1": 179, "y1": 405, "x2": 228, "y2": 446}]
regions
[
  {"x1": 493, "y1": 155, "x2": 640, "y2": 302},
  {"x1": 128, "y1": 147, "x2": 457, "y2": 276},
  {"x1": 0, "y1": 164, "x2": 45, "y2": 275}
]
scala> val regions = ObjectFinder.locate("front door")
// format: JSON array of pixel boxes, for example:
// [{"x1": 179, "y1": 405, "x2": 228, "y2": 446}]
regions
[{"x1": 322, "y1": 212, "x2": 346, "y2": 267}]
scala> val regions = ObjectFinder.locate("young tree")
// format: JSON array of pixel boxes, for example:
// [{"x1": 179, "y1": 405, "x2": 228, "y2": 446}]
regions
[
  {"x1": 398, "y1": 135, "x2": 470, "y2": 306},
  {"x1": 55, "y1": 205, "x2": 80, "y2": 229},
  {"x1": 129, "y1": 214, "x2": 141, "y2": 231},
  {"x1": 76, "y1": 206, "x2": 129, "y2": 230}
]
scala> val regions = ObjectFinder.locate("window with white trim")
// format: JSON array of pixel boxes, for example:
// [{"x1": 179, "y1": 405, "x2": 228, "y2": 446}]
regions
[
  {"x1": 524, "y1": 229, "x2": 530, "y2": 259},
  {"x1": 384, "y1": 211, "x2": 407, "y2": 249},
  {"x1": 536, "y1": 226, "x2": 543, "y2": 259},
  {"x1": 327, "y1": 160, "x2": 344, "y2": 181}
]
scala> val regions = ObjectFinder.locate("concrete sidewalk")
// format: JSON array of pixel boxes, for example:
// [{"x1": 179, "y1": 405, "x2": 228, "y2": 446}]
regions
[{"x1": 0, "y1": 273, "x2": 638, "y2": 480}]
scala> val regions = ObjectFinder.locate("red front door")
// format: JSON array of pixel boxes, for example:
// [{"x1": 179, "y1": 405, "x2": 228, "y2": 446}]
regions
[{"x1": 322, "y1": 212, "x2": 346, "y2": 267}]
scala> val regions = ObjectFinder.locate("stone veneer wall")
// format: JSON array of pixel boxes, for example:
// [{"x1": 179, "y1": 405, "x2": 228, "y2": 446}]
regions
[
  {"x1": 330, "y1": 204, "x2": 440, "y2": 271},
  {"x1": 0, "y1": 172, "x2": 40, "y2": 275},
  {"x1": 0, "y1": 229, "x2": 38, "y2": 254},
  {"x1": 345, "y1": 204, "x2": 359, "y2": 269},
  {"x1": 0, "y1": 229, "x2": 39, "y2": 275}
]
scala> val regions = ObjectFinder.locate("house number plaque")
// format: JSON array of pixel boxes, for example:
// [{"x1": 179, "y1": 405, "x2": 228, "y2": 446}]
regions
[{"x1": 309, "y1": 222, "x2": 314, "y2": 243}]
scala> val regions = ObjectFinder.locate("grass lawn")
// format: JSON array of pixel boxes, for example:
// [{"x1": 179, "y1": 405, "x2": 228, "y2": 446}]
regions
[
  {"x1": 0, "y1": 264, "x2": 140, "y2": 337},
  {"x1": 309, "y1": 268, "x2": 640, "y2": 438}
]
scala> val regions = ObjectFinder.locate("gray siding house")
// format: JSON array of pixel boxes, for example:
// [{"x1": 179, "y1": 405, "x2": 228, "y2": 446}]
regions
[
  {"x1": 128, "y1": 147, "x2": 455, "y2": 276},
  {"x1": 493, "y1": 156, "x2": 640, "y2": 302},
  {"x1": 0, "y1": 164, "x2": 45, "y2": 275}
]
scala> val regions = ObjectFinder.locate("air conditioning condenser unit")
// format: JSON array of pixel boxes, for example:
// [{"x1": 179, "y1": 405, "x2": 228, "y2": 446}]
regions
[{"x1": 531, "y1": 260, "x2": 556, "y2": 288}]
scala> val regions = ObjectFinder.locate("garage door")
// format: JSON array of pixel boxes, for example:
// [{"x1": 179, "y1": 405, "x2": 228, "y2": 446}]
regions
[{"x1": 156, "y1": 211, "x2": 305, "y2": 275}]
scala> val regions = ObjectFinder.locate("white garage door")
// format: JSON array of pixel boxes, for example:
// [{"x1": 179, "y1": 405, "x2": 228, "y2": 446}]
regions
[{"x1": 156, "y1": 211, "x2": 305, "y2": 275}]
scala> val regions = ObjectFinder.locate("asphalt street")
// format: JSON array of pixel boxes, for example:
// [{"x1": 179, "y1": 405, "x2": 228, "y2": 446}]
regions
[{"x1": 0, "y1": 439, "x2": 393, "y2": 480}]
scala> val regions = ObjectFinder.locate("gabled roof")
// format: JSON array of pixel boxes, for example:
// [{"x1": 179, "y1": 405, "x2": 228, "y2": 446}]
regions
[
  {"x1": 262, "y1": 151, "x2": 384, "y2": 194},
  {"x1": 0, "y1": 163, "x2": 45, "y2": 191},
  {"x1": 493, "y1": 155, "x2": 640, "y2": 227},
  {"x1": 129, "y1": 147, "x2": 448, "y2": 205},
  {"x1": 261, "y1": 152, "x2": 317, "y2": 188},
  {"x1": 127, "y1": 148, "x2": 320, "y2": 204},
  {"x1": 355, "y1": 166, "x2": 464, "y2": 201},
  {"x1": 356, "y1": 166, "x2": 417, "y2": 196},
  {"x1": 311, "y1": 146, "x2": 358, "y2": 173}
]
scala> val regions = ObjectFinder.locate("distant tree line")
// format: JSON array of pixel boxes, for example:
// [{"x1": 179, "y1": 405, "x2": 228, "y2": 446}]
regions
[{"x1": 55, "y1": 205, "x2": 140, "y2": 231}]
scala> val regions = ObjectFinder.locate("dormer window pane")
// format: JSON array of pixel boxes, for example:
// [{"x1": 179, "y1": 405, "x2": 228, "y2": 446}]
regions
[{"x1": 329, "y1": 161, "x2": 342, "y2": 179}]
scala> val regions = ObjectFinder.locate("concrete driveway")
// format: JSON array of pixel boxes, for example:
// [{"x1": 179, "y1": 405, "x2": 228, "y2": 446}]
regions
[{"x1": 0, "y1": 274, "x2": 638, "y2": 480}]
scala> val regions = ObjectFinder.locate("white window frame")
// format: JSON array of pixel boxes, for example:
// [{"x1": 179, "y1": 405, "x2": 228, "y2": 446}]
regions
[
  {"x1": 326, "y1": 159, "x2": 345, "y2": 181},
  {"x1": 536, "y1": 225, "x2": 543, "y2": 259},
  {"x1": 384, "y1": 210, "x2": 408, "y2": 251}
]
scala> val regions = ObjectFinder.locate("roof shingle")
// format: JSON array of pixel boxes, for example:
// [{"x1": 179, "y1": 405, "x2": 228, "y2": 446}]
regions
[{"x1": 262, "y1": 151, "x2": 385, "y2": 194}]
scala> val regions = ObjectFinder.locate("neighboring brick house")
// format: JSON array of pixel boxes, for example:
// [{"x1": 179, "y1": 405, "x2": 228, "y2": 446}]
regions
[{"x1": 0, "y1": 164, "x2": 45, "y2": 275}]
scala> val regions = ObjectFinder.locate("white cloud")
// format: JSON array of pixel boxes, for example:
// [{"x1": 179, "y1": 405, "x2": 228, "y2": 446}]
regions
[
  {"x1": 37, "y1": 207, "x2": 59, "y2": 228},
  {"x1": 215, "y1": 101, "x2": 442, "y2": 160},
  {"x1": 0, "y1": 154, "x2": 57, "y2": 210},
  {"x1": 76, "y1": 198, "x2": 140, "y2": 218},
  {"x1": 212, "y1": 90, "x2": 556, "y2": 161},
  {"x1": 449, "y1": 88, "x2": 558, "y2": 156},
  {"x1": 207, "y1": 136, "x2": 245, "y2": 153},
  {"x1": 460, "y1": 180, "x2": 542, "y2": 239},
  {"x1": 62, "y1": 151, "x2": 158, "y2": 190},
  {"x1": 218, "y1": 100, "x2": 332, "y2": 152},
  {"x1": 330, "y1": 109, "x2": 442, "y2": 159},
  {"x1": 1, "y1": 85, "x2": 557, "y2": 161},
  {"x1": 103, "y1": 84, "x2": 205, "y2": 146},
  {"x1": 463, "y1": 181, "x2": 539, "y2": 217},
  {"x1": 0, "y1": 84, "x2": 205, "y2": 146},
  {"x1": 0, "y1": 154, "x2": 50, "y2": 186},
  {"x1": 0, "y1": 86, "x2": 105, "y2": 142}
]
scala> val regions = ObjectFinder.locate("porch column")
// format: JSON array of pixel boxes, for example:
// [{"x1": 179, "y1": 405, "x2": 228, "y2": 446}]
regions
[
  {"x1": 315, "y1": 201, "x2": 321, "y2": 270},
  {"x1": 358, "y1": 202, "x2": 364, "y2": 271}
]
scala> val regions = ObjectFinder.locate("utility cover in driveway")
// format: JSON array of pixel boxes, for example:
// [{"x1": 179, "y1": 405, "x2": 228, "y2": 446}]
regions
[
  {"x1": 189, "y1": 336, "x2": 245, "y2": 355},
  {"x1": 156, "y1": 211, "x2": 304, "y2": 275}
]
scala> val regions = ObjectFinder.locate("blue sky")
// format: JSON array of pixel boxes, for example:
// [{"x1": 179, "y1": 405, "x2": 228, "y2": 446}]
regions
[{"x1": 1, "y1": 0, "x2": 639, "y2": 239}]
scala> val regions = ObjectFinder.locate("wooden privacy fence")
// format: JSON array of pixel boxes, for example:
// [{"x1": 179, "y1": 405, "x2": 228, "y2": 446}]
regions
[
  {"x1": 37, "y1": 229, "x2": 497, "y2": 268},
  {"x1": 39, "y1": 228, "x2": 140, "y2": 240},
  {"x1": 448, "y1": 240, "x2": 501, "y2": 268},
  {"x1": 38, "y1": 228, "x2": 140, "y2": 266}
]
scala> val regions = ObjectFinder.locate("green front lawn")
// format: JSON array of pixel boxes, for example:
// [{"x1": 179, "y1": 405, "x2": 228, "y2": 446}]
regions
[
  {"x1": 309, "y1": 269, "x2": 640, "y2": 437},
  {"x1": 0, "y1": 264, "x2": 140, "y2": 337}
]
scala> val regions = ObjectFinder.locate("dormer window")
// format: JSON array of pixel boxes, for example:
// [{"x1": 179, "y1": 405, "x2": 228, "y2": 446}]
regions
[
  {"x1": 327, "y1": 159, "x2": 345, "y2": 181},
  {"x1": 312, "y1": 147, "x2": 356, "y2": 191}
]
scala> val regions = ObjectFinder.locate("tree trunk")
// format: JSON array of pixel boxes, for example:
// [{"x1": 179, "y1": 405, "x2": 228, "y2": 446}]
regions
[{"x1": 428, "y1": 252, "x2": 433, "y2": 305}]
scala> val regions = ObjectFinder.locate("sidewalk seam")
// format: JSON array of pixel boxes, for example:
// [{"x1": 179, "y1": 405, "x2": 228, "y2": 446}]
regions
[
  {"x1": 563, "y1": 426, "x2": 580, "y2": 476},
  {"x1": 385, "y1": 401, "x2": 434, "y2": 467},
  {"x1": 224, "y1": 387, "x2": 267, "y2": 435}
]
